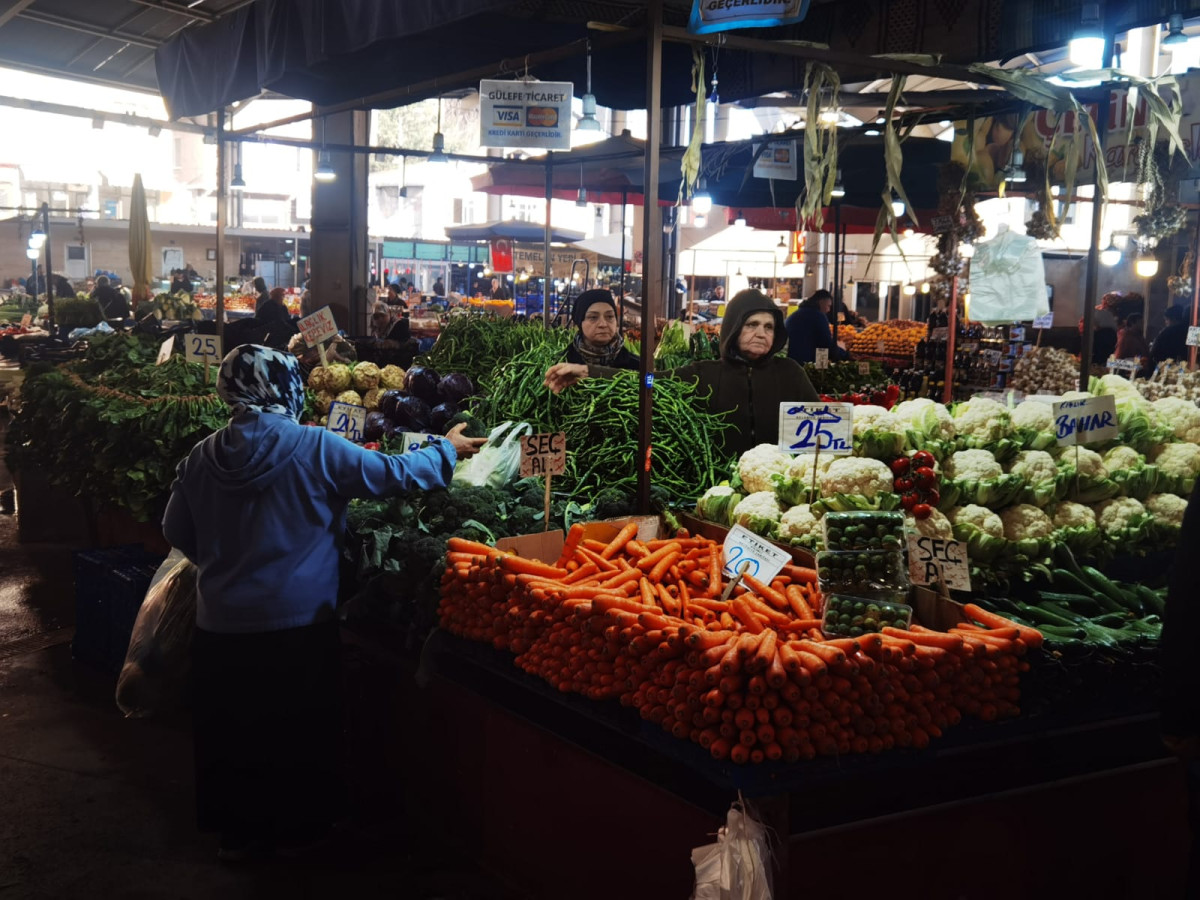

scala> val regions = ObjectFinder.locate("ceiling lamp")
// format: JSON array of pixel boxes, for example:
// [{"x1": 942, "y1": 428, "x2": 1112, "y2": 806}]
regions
[
  {"x1": 920, "y1": 281, "x2": 931, "y2": 294},
  {"x1": 734, "y1": 210, "x2": 747, "y2": 227},
  {"x1": 817, "y1": 105, "x2": 840, "y2": 127},
  {"x1": 890, "y1": 194, "x2": 906, "y2": 218},
  {"x1": 903, "y1": 283, "x2": 917, "y2": 296},
  {"x1": 429, "y1": 96, "x2": 449, "y2": 163},
  {"x1": 1135, "y1": 251, "x2": 1159, "y2": 277},
  {"x1": 576, "y1": 165, "x2": 588, "y2": 207},
  {"x1": 775, "y1": 234, "x2": 789, "y2": 263},
  {"x1": 1164, "y1": 12, "x2": 1188, "y2": 46},
  {"x1": 29, "y1": 227, "x2": 46, "y2": 248},
  {"x1": 230, "y1": 163, "x2": 246, "y2": 191},
  {"x1": 693, "y1": 214, "x2": 707, "y2": 228},
  {"x1": 577, "y1": 41, "x2": 603, "y2": 132},
  {"x1": 1100, "y1": 240, "x2": 1122, "y2": 266},
  {"x1": 26, "y1": 246, "x2": 39, "y2": 260},
  {"x1": 692, "y1": 178, "x2": 713, "y2": 215},
  {"x1": 831, "y1": 169, "x2": 845, "y2": 199},
  {"x1": 314, "y1": 118, "x2": 336, "y2": 182},
  {"x1": 1069, "y1": 3, "x2": 1105, "y2": 69}
]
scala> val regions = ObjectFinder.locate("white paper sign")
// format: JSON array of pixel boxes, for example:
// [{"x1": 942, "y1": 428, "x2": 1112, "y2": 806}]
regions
[
  {"x1": 906, "y1": 534, "x2": 971, "y2": 591},
  {"x1": 155, "y1": 335, "x2": 175, "y2": 365},
  {"x1": 752, "y1": 140, "x2": 799, "y2": 180},
  {"x1": 1032, "y1": 312, "x2": 1054, "y2": 329},
  {"x1": 1052, "y1": 394, "x2": 1118, "y2": 446},
  {"x1": 1187, "y1": 326, "x2": 1200, "y2": 347},
  {"x1": 519, "y1": 431, "x2": 566, "y2": 477},
  {"x1": 299, "y1": 306, "x2": 338, "y2": 348},
  {"x1": 1105, "y1": 356, "x2": 1141, "y2": 372},
  {"x1": 814, "y1": 347, "x2": 829, "y2": 369},
  {"x1": 722, "y1": 524, "x2": 790, "y2": 584},
  {"x1": 778, "y1": 401, "x2": 853, "y2": 455},
  {"x1": 398, "y1": 431, "x2": 441, "y2": 453},
  {"x1": 479, "y1": 79, "x2": 573, "y2": 150},
  {"x1": 857, "y1": 361, "x2": 871, "y2": 376},
  {"x1": 326, "y1": 401, "x2": 367, "y2": 442},
  {"x1": 183, "y1": 333, "x2": 223, "y2": 364}
]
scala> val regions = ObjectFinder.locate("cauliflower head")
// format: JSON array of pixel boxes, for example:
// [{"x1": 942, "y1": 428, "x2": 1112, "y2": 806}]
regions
[
  {"x1": 1051, "y1": 501, "x2": 1096, "y2": 530},
  {"x1": 697, "y1": 485, "x2": 743, "y2": 526},
  {"x1": 852, "y1": 405, "x2": 901, "y2": 436},
  {"x1": 1102, "y1": 445, "x2": 1144, "y2": 471},
  {"x1": 779, "y1": 504, "x2": 823, "y2": 546},
  {"x1": 952, "y1": 397, "x2": 1013, "y2": 442},
  {"x1": 334, "y1": 389, "x2": 363, "y2": 407},
  {"x1": 906, "y1": 507, "x2": 953, "y2": 540},
  {"x1": 325, "y1": 363, "x2": 353, "y2": 393},
  {"x1": 738, "y1": 444, "x2": 793, "y2": 494},
  {"x1": 819, "y1": 457, "x2": 894, "y2": 499},
  {"x1": 1153, "y1": 441, "x2": 1200, "y2": 479},
  {"x1": 1097, "y1": 373, "x2": 1140, "y2": 396},
  {"x1": 785, "y1": 452, "x2": 833, "y2": 482},
  {"x1": 1152, "y1": 397, "x2": 1200, "y2": 444},
  {"x1": 1060, "y1": 446, "x2": 1108, "y2": 478},
  {"x1": 351, "y1": 361, "x2": 382, "y2": 392},
  {"x1": 999, "y1": 504, "x2": 1055, "y2": 540},
  {"x1": 1146, "y1": 492, "x2": 1187, "y2": 527},
  {"x1": 362, "y1": 388, "x2": 383, "y2": 410},
  {"x1": 894, "y1": 398, "x2": 956, "y2": 441},
  {"x1": 1094, "y1": 496, "x2": 1147, "y2": 535},
  {"x1": 732, "y1": 491, "x2": 784, "y2": 537},
  {"x1": 949, "y1": 504, "x2": 1005, "y2": 538},
  {"x1": 1007, "y1": 450, "x2": 1059, "y2": 484},
  {"x1": 945, "y1": 449, "x2": 1003, "y2": 481},
  {"x1": 1011, "y1": 400, "x2": 1054, "y2": 433},
  {"x1": 379, "y1": 364, "x2": 406, "y2": 389}
]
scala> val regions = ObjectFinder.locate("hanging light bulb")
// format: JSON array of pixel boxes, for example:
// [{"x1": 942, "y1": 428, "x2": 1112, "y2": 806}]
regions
[
  {"x1": 920, "y1": 281, "x2": 931, "y2": 294},
  {"x1": 831, "y1": 169, "x2": 845, "y2": 199},
  {"x1": 429, "y1": 96, "x2": 449, "y2": 163},
  {"x1": 314, "y1": 118, "x2": 336, "y2": 182},
  {"x1": 576, "y1": 41, "x2": 603, "y2": 132},
  {"x1": 29, "y1": 227, "x2": 46, "y2": 248},
  {"x1": 890, "y1": 194, "x2": 906, "y2": 218},
  {"x1": 692, "y1": 178, "x2": 713, "y2": 215},
  {"x1": 693, "y1": 214, "x2": 707, "y2": 228},
  {"x1": 575, "y1": 165, "x2": 588, "y2": 207},
  {"x1": 903, "y1": 283, "x2": 917, "y2": 296},
  {"x1": 230, "y1": 163, "x2": 246, "y2": 191},
  {"x1": 1100, "y1": 240, "x2": 1122, "y2": 266},
  {"x1": 26, "y1": 246, "x2": 39, "y2": 260},
  {"x1": 1164, "y1": 12, "x2": 1188, "y2": 46},
  {"x1": 1069, "y1": 3, "x2": 1105, "y2": 69},
  {"x1": 1135, "y1": 251, "x2": 1159, "y2": 277},
  {"x1": 734, "y1": 210, "x2": 747, "y2": 227},
  {"x1": 1006, "y1": 148, "x2": 1027, "y2": 184},
  {"x1": 775, "y1": 235, "x2": 789, "y2": 263}
]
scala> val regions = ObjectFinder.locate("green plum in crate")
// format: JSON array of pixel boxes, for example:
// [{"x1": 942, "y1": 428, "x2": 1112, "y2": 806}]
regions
[
  {"x1": 816, "y1": 550, "x2": 909, "y2": 595},
  {"x1": 822, "y1": 510, "x2": 906, "y2": 552},
  {"x1": 821, "y1": 593, "x2": 913, "y2": 638}
]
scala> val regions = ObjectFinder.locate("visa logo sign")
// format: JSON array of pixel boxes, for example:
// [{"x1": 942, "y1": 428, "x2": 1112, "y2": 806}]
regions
[{"x1": 493, "y1": 105, "x2": 522, "y2": 124}]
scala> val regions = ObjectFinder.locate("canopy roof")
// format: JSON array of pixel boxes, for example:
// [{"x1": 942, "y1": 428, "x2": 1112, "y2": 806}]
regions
[{"x1": 444, "y1": 219, "x2": 586, "y2": 243}]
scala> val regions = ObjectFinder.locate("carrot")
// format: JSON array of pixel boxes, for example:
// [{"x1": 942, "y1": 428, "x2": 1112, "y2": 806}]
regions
[
  {"x1": 792, "y1": 647, "x2": 828, "y2": 678},
  {"x1": 730, "y1": 597, "x2": 765, "y2": 634},
  {"x1": 447, "y1": 537, "x2": 497, "y2": 556},
  {"x1": 751, "y1": 629, "x2": 778, "y2": 673},
  {"x1": 655, "y1": 583, "x2": 681, "y2": 617},
  {"x1": 781, "y1": 564, "x2": 818, "y2": 584},
  {"x1": 678, "y1": 580, "x2": 691, "y2": 620},
  {"x1": 796, "y1": 640, "x2": 846, "y2": 666},
  {"x1": 742, "y1": 574, "x2": 789, "y2": 611},
  {"x1": 498, "y1": 555, "x2": 568, "y2": 579},
  {"x1": 785, "y1": 584, "x2": 814, "y2": 620},
  {"x1": 561, "y1": 562, "x2": 600, "y2": 585},
  {"x1": 636, "y1": 542, "x2": 682, "y2": 572},
  {"x1": 600, "y1": 522, "x2": 640, "y2": 559},
  {"x1": 882, "y1": 627, "x2": 964, "y2": 652},
  {"x1": 555, "y1": 524, "x2": 587, "y2": 568},
  {"x1": 963, "y1": 603, "x2": 1044, "y2": 650},
  {"x1": 574, "y1": 546, "x2": 618, "y2": 572},
  {"x1": 599, "y1": 567, "x2": 644, "y2": 591},
  {"x1": 688, "y1": 629, "x2": 736, "y2": 651},
  {"x1": 742, "y1": 594, "x2": 792, "y2": 627},
  {"x1": 707, "y1": 550, "x2": 722, "y2": 598},
  {"x1": 648, "y1": 551, "x2": 683, "y2": 583},
  {"x1": 765, "y1": 651, "x2": 788, "y2": 689},
  {"x1": 625, "y1": 540, "x2": 649, "y2": 559},
  {"x1": 779, "y1": 618, "x2": 824, "y2": 633}
]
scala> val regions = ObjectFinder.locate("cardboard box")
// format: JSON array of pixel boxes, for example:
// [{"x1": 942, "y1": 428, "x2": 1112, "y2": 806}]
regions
[
  {"x1": 912, "y1": 585, "x2": 970, "y2": 632},
  {"x1": 494, "y1": 516, "x2": 664, "y2": 564}
]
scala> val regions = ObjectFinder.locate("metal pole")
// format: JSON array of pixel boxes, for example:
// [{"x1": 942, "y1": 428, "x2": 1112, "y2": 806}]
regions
[
  {"x1": 943, "y1": 275, "x2": 958, "y2": 404},
  {"x1": 1080, "y1": 34, "x2": 1114, "y2": 390},
  {"x1": 215, "y1": 108, "x2": 227, "y2": 341},
  {"x1": 619, "y1": 189, "x2": 628, "y2": 317},
  {"x1": 1191, "y1": 217, "x2": 1200, "y2": 370},
  {"x1": 831, "y1": 207, "x2": 841, "y2": 348},
  {"x1": 636, "y1": 0, "x2": 664, "y2": 515},
  {"x1": 544, "y1": 152, "x2": 553, "y2": 326},
  {"x1": 42, "y1": 202, "x2": 54, "y2": 331}
]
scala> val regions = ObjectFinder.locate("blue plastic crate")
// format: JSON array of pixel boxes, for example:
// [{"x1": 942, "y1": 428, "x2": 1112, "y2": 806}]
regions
[{"x1": 72, "y1": 546, "x2": 164, "y2": 673}]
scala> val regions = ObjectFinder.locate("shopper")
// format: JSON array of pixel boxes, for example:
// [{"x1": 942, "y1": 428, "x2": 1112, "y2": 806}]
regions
[
  {"x1": 370, "y1": 301, "x2": 410, "y2": 343},
  {"x1": 1151, "y1": 304, "x2": 1189, "y2": 367},
  {"x1": 786, "y1": 289, "x2": 849, "y2": 364},
  {"x1": 489, "y1": 277, "x2": 511, "y2": 301},
  {"x1": 432, "y1": 278, "x2": 446, "y2": 297},
  {"x1": 162, "y1": 344, "x2": 485, "y2": 862},
  {"x1": 545, "y1": 288, "x2": 820, "y2": 457},
  {"x1": 564, "y1": 289, "x2": 638, "y2": 371},
  {"x1": 254, "y1": 287, "x2": 298, "y2": 351},
  {"x1": 1114, "y1": 312, "x2": 1150, "y2": 361},
  {"x1": 91, "y1": 275, "x2": 130, "y2": 320},
  {"x1": 252, "y1": 276, "x2": 270, "y2": 313},
  {"x1": 170, "y1": 269, "x2": 191, "y2": 295}
]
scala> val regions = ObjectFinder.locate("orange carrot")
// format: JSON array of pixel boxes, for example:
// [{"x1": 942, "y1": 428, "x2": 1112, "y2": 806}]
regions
[
  {"x1": 963, "y1": 603, "x2": 1044, "y2": 650},
  {"x1": 782, "y1": 564, "x2": 819, "y2": 584},
  {"x1": 742, "y1": 574, "x2": 789, "y2": 611},
  {"x1": 639, "y1": 578, "x2": 656, "y2": 607},
  {"x1": 555, "y1": 523, "x2": 586, "y2": 568},
  {"x1": 882, "y1": 627, "x2": 964, "y2": 651},
  {"x1": 575, "y1": 546, "x2": 618, "y2": 572},
  {"x1": 785, "y1": 584, "x2": 814, "y2": 620},
  {"x1": 648, "y1": 551, "x2": 682, "y2": 582},
  {"x1": 561, "y1": 562, "x2": 599, "y2": 585},
  {"x1": 730, "y1": 597, "x2": 765, "y2": 634},
  {"x1": 637, "y1": 542, "x2": 682, "y2": 573},
  {"x1": 600, "y1": 522, "x2": 640, "y2": 559},
  {"x1": 447, "y1": 537, "x2": 498, "y2": 556}
]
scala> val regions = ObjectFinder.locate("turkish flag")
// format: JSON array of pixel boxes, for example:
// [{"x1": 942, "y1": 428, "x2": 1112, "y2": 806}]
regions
[{"x1": 490, "y1": 239, "x2": 514, "y2": 273}]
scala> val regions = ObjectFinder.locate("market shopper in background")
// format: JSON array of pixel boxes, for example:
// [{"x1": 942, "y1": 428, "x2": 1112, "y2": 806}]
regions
[
  {"x1": 162, "y1": 344, "x2": 486, "y2": 862},
  {"x1": 1151, "y1": 304, "x2": 1189, "y2": 368},
  {"x1": 1114, "y1": 311, "x2": 1150, "y2": 361},
  {"x1": 489, "y1": 276, "x2": 511, "y2": 301},
  {"x1": 170, "y1": 269, "x2": 191, "y2": 295},
  {"x1": 786, "y1": 289, "x2": 850, "y2": 364},
  {"x1": 545, "y1": 288, "x2": 819, "y2": 456},
  {"x1": 564, "y1": 289, "x2": 638, "y2": 371},
  {"x1": 252, "y1": 276, "x2": 270, "y2": 313},
  {"x1": 91, "y1": 275, "x2": 130, "y2": 320},
  {"x1": 253, "y1": 287, "x2": 298, "y2": 351}
]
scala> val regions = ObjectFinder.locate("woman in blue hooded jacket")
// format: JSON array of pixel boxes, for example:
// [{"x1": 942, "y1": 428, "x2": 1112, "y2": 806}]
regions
[
  {"x1": 785, "y1": 289, "x2": 849, "y2": 364},
  {"x1": 163, "y1": 344, "x2": 483, "y2": 860}
]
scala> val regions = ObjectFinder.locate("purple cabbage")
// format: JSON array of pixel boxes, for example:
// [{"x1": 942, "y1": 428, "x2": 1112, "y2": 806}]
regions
[
  {"x1": 391, "y1": 395, "x2": 432, "y2": 431},
  {"x1": 404, "y1": 365, "x2": 441, "y2": 405},
  {"x1": 437, "y1": 373, "x2": 475, "y2": 405},
  {"x1": 363, "y1": 411, "x2": 389, "y2": 442},
  {"x1": 429, "y1": 402, "x2": 459, "y2": 434}
]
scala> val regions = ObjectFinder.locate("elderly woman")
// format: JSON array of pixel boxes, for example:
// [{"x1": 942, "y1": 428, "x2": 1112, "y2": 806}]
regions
[
  {"x1": 163, "y1": 344, "x2": 485, "y2": 860},
  {"x1": 786, "y1": 289, "x2": 849, "y2": 364},
  {"x1": 546, "y1": 288, "x2": 819, "y2": 457},
  {"x1": 370, "y1": 301, "x2": 410, "y2": 344},
  {"x1": 564, "y1": 289, "x2": 639, "y2": 371}
]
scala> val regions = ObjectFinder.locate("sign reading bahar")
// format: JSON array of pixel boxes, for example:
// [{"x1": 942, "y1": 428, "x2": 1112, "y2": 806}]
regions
[{"x1": 479, "y1": 79, "x2": 573, "y2": 151}]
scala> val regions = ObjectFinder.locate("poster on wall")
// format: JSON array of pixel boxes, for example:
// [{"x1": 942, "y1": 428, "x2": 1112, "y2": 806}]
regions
[{"x1": 479, "y1": 79, "x2": 573, "y2": 151}]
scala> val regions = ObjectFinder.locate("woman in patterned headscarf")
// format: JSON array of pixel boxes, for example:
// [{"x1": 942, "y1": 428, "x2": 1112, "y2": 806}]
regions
[{"x1": 163, "y1": 344, "x2": 484, "y2": 861}]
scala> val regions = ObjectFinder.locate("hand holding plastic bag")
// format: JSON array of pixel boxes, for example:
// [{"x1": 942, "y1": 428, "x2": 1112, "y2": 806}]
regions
[
  {"x1": 451, "y1": 420, "x2": 533, "y2": 490},
  {"x1": 115, "y1": 548, "x2": 198, "y2": 718},
  {"x1": 691, "y1": 798, "x2": 774, "y2": 900}
]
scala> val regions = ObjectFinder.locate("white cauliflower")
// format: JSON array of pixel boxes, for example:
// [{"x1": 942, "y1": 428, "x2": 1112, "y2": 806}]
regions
[
  {"x1": 892, "y1": 398, "x2": 934, "y2": 422},
  {"x1": 1102, "y1": 445, "x2": 1144, "y2": 471},
  {"x1": 1007, "y1": 450, "x2": 1059, "y2": 484},
  {"x1": 1152, "y1": 397, "x2": 1200, "y2": 444},
  {"x1": 738, "y1": 443, "x2": 792, "y2": 494},
  {"x1": 944, "y1": 449, "x2": 1003, "y2": 481},
  {"x1": 1146, "y1": 492, "x2": 1187, "y2": 527},
  {"x1": 952, "y1": 397, "x2": 1013, "y2": 442},
  {"x1": 1051, "y1": 501, "x2": 1096, "y2": 530},
  {"x1": 949, "y1": 504, "x2": 1005, "y2": 538},
  {"x1": 1153, "y1": 441, "x2": 1200, "y2": 479},
  {"x1": 784, "y1": 452, "x2": 833, "y2": 483},
  {"x1": 779, "y1": 503, "x2": 823, "y2": 545},
  {"x1": 999, "y1": 504, "x2": 1056, "y2": 540},
  {"x1": 906, "y1": 507, "x2": 953, "y2": 540},
  {"x1": 1097, "y1": 373, "x2": 1140, "y2": 396},
  {"x1": 731, "y1": 491, "x2": 784, "y2": 536},
  {"x1": 819, "y1": 457, "x2": 894, "y2": 499},
  {"x1": 1011, "y1": 400, "x2": 1055, "y2": 433},
  {"x1": 851, "y1": 404, "x2": 901, "y2": 435},
  {"x1": 1059, "y1": 446, "x2": 1108, "y2": 478},
  {"x1": 893, "y1": 397, "x2": 956, "y2": 441},
  {"x1": 1094, "y1": 496, "x2": 1147, "y2": 535}
]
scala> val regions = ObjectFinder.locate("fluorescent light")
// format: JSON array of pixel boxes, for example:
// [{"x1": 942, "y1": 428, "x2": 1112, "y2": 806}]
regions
[
  {"x1": 314, "y1": 151, "x2": 336, "y2": 182},
  {"x1": 1100, "y1": 241, "x2": 1121, "y2": 266}
]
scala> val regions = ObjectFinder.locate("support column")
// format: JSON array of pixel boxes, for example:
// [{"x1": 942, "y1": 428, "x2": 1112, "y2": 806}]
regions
[{"x1": 311, "y1": 107, "x2": 370, "y2": 335}]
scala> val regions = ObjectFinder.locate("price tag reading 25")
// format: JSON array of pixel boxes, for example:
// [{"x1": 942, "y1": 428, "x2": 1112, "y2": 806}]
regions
[{"x1": 778, "y1": 402, "x2": 854, "y2": 456}]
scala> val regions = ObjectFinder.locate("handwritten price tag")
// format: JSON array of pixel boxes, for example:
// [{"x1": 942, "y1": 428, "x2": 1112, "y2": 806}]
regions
[
  {"x1": 1052, "y1": 394, "x2": 1117, "y2": 446},
  {"x1": 326, "y1": 401, "x2": 367, "y2": 442},
  {"x1": 155, "y1": 335, "x2": 175, "y2": 365},
  {"x1": 1187, "y1": 326, "x2": 1200, "y2": 348},
  {"x1": 519, "y1": 432, "x2": 566, "y2": 477},
  {"x1": 722, "y1": 524, "x2": 790, "y2": 583},
  {"x1": 778, "y1": 402, "x2": 853, "y2": 455},
  {"x1": 1032, "y1": 312, "x2": 1054, "y2": 330},
  {"x1": 183, "y1": 333, "x2": 222, "y2": 364},
  {"x1": 906, "y1": 534, "x2": 971, "y2": 591},
  {"x1": 398, "y1": 432, "x2": 440, "y2": 452},
  {"x1": 858, "y1": 361, "x2": 871, "y2": 376},
  {"x1": 299, "y1": 305, "x2": 338, "y2": 348},
  {"x1": 814, "y1": 347, "x2": 829, "y2": 369}
]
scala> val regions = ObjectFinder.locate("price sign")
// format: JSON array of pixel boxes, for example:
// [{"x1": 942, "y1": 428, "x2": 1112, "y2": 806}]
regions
[
  {"x1": 183, "y1": 333, "x2": 223, "y2": 364},
  {"x1": 858, "y1": 361, "x2": 871, "y2": 376},
  {"x1": 1052, "y1": 394, "x2": 1118, "y2": 446},
  {"x1": 155, "y1": 335, "x2": 175, "y2": 365},
  {"x1": 398, "y1": 432, "x2": 440, "y2": 453},
  {"x1": 326, "y1": 401, "x2": 367, "y2": 442},
  {"x1": 722, "y1": 524, "x2": 790, "y2": 584},
  {"x1": 1032, "y1": 312, "x2": 1054, "y2": 330},
  {"x1": 929, "y1": 327, "x2": 948, "y2": 341},
  {"x1": 20, "y1": 313, "x2": 31, "y2": 328},
  {"x1": 1187, "y1": 326, "x2": 1200, "y2": 347},
  {"x1": 299, "y1": 306, "x2": 338, "y2": 348},
  {"x1": 876, "y1": 339, "x2": 886, "y2": 354},
  {"x1": 931, "y1": 214, "x2": 954, "y2": 234},
  {"x1": 1105, "y1": 356, "x2": 1141, "y2": 373},
  {"x1": 906, "y1": 534, "x2": 971, "y2": 591},
  {"x1": 778, "y1": 402, "x2": 853, "y2": 455},
  {"x1": 519, "y1": 431, "x2": 566, "y2": 477},
  {"x1": 814, "y1": 347, "x2": 829, "y2": 369}
]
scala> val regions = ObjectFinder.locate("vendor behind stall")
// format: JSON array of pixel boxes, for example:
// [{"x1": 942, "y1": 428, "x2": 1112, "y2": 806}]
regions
[
  {"x1": 91, "y1": 275, "x2": 130, "y2": 320},
  {"x1": 564, "y1": 289, "x2": 638, "y2": 371}
]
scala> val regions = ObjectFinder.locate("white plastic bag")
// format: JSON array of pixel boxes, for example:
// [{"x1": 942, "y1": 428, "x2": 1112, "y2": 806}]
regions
[
  {"x1": 451, "y1": 420, "x2": 532, "y2": 489},
  {"x1": 115, "y1": 548, "x2": 197, "y2": 718},
  {"x1": 691, "y1": 798, "x2": 774, "y2": 900},
  {"x1": 968, "y1": 228, "x2": 1050, "y2": 324}
]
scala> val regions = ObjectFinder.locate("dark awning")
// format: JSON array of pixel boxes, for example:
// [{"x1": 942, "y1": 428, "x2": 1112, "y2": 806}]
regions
[{"x1": 444, "y1": 220, "x2": 586, "y2": 243}]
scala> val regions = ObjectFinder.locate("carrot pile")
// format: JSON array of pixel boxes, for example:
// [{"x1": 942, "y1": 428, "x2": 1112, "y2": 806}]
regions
[{"x1": 440, "y1": 525, "x2": 1040, "y2": 764}]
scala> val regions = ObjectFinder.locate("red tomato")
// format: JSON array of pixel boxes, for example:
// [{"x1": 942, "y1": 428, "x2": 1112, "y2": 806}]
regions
[
  {"x1": 924, "y1": 488, "x2": 941, "y2": 506},
  {"x1": 890, "y1": 457, "x2": 911, "y2": 476},
  {"x1": 901, "y1": 491, "x2": 920, "y2": 511},
  {"x1": 912, "y1": 450, "x2": 936, "y2": 469},
  {"x1": 913, "y1": 467, "x2": 938, "y2": 490},
  {"x1": 363, "y1": 441, "x2": 381, "y2": 451},
  {"x1": 912, "y1": 502, "x2": 932, "y2": 519},
  {"x1": 894, "y1": 476, "x2": 914, "y2": 493}
]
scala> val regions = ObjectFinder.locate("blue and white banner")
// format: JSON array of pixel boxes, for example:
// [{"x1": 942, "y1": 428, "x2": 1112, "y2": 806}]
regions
[{"x1": 688, "y1": 0, "x2": 810, "y2": 34}]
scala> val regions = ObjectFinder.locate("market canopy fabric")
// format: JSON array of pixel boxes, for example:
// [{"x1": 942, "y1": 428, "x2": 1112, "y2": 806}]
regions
[{"x1": 444, "y1": 220, "x2": 586, "y2": 243}]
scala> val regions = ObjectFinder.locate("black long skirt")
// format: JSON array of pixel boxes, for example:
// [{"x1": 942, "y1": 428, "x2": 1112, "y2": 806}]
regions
[{"x1": 191, "y1": 620, "x2": 344, "y2": 840}]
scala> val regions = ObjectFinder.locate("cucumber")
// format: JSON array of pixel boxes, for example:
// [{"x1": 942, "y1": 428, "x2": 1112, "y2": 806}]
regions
[
  {"x1": 1039, "y1": 601, "x2": 1089, "y2": 624},
  {"x1": 1132, "y1": 584, "x2": 1166, "y2": 617},
  {"x1": 1039, "y1": 624, "x2": 1088, "y2": 641},
  {"x1": 1016, "y1": 602, "x2": 1082, "y2": 628},
  {"x1": 1092, "y1": 612, "x2": 1131, "y2": 628},
  {"x1": 1050, "y1": 568, "x2": 1100, "y2": 597},
  {"x1": 1080, "y1": 565, "x2": 1143, "y2": 615},
  {"x1": 1036, "y1": 591, "x2": 1104, "y2": 616}
]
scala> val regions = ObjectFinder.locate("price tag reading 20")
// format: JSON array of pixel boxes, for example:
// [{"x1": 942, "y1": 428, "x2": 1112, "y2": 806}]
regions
[
  {"x1": 778, "y1": 402, "x2": 854, "y2": 456},
  {"x1": 326, "y1": 401, "x2": 367, "y2": 443}
]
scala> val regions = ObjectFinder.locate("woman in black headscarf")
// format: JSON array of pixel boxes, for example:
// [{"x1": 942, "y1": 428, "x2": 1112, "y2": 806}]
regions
[{"x1": 564, "y1": 289, "x2": 639, "y2": 370}]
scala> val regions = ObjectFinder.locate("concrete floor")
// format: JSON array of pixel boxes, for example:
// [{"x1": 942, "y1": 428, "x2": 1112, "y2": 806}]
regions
[{"x1": 0, "y1": 408, "x2": 529, "y2": 900}]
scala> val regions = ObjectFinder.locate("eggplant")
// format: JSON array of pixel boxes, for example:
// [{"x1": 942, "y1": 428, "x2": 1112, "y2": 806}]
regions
[
  {"x1": 437, "y1": 373, "x2": 475, "y2": 405},
  {"x1": 391, "y1": 395, "x2": 432, "y2": 431},
  {"x1": 363, "y1": 411, "x2": 389, "y2": 442},
  {"x1": 378, "y1": 389, "x2": 406, "y2": 421}
]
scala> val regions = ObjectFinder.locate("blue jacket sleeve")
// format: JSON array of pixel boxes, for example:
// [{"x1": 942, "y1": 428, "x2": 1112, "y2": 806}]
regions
[
  {"x1": 317, "y1": 431, "x2": 457, "y2": 499},
  {"x1": 161, "y1": 456, "x2": 198, "y2": 562}
]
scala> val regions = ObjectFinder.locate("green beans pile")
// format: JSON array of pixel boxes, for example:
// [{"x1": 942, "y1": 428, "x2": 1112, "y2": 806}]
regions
[
  {"x1": 417, "y1": 315, "x2": 569, "y2": 388},
  {"x1": 477, "y1": 343, "x2": 733, "y2": 503}
]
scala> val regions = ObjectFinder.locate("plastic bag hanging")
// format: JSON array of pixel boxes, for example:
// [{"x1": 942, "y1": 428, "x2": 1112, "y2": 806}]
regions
[{"x1": 690, "y1": 795, "x2": 774, "y2": 900}]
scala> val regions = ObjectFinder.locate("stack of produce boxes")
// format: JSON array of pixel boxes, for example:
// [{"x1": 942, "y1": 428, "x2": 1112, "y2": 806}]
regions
[{"x1": 817, "y1": 511, "x2": 913, "y2": 637}]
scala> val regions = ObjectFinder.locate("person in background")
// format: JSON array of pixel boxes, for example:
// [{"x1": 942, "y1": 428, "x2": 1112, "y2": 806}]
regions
[
  {"x1": 254, "y1": 288, "x2": 298, "y2": 351},
  {"x1": 299, "y1": 289, "x2": 315, "y2": 319},
  {"x1": 786, "y1": 289, "x2": 850, "y2": 364},
  {"x1": 163, "y1": 344, "x2": 486, "y2": 862},
  {"x1": 385, "y1": 284, "x2": 401, "y2": 306},
  {"x1": 369, "y1": 301, "x2": 410, "y2": 344},
  {"x1": 546, "y1": 288, "x2": 819, "y2": 457},
  {"x1": 91, "y1": 275, "x2": 130, "y2": 320},
  {"x1": 564, "y1": 289, "x2": 638, "y2": 371},
  {"x1": 1151, "y1": 304, "x2": 1189, "y2": 368},
  {"x1": 432, "y1": 278, "x2": 446, "y2": 297},
  {"x1": 706, "y1": 283, "x2": 726, "y2": 305},
  {"x1": 170, "y1": 269, "x2": 191, "y2": 295},
  {"x1": 1114, "y1": 311, "x2": 1150, "y2": 361},
  {"x1": 253, "y1": 277, "x2": 270, "y2": 314},
  {"x1": 489, "y1": 277, "x2": 511, "y2": 301}
]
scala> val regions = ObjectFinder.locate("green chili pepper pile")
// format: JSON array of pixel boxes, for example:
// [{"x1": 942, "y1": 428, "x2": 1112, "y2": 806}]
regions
[{"x1": 417, "y1": 314, "x2": 569, "y2": 389}]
